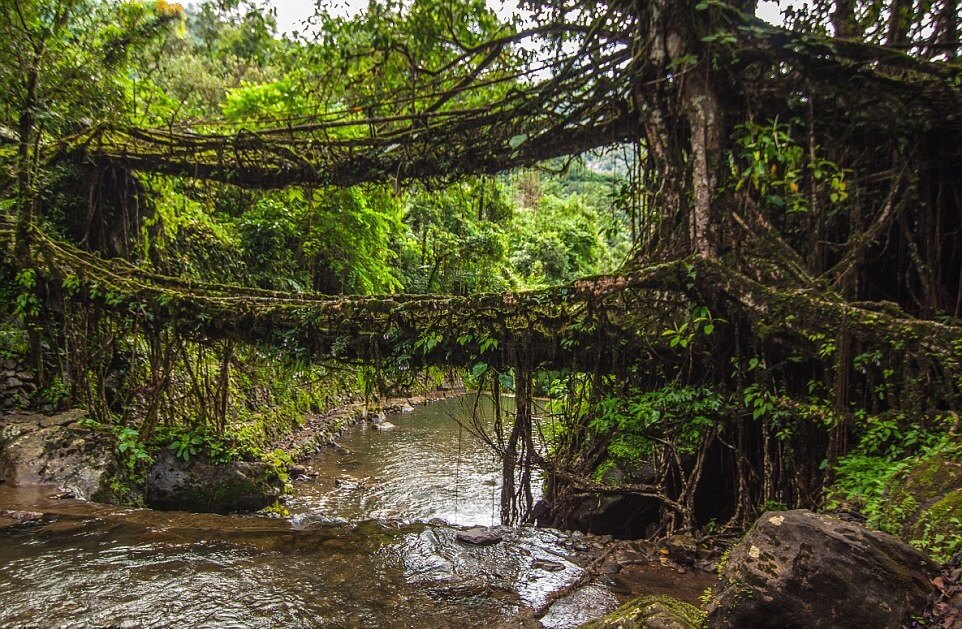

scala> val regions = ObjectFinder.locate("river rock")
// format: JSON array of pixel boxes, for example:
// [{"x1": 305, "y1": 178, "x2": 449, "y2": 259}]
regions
[
  {"x1": 374, "y1": 421, "x2": 396, "y2": 431},
  {"x1": 661, "y1": 533, "x2": 697, "y2": 565},
  {"x1": 579, "y1": 595, "x2": 706, "y2": 628},
  {"x1": 707, "y1": 509, "x2": 937, "y2": 628},
  {"x1": 288, "y1": 464, "x2": 314, "y2": 480},
  {"x1": 145, "y1": 450, "x2": 284, "y2": 514},
  {"x1": 0, "y1": 409, "x2": 112, "y2": 499},
  {"x1": 456, "y1": 526, "x2": 503, "y2": 545}
]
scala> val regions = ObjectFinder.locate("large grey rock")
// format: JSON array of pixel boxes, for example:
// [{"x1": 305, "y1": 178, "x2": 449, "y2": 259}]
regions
[
  {"x1": 145, "y1": 450, "x2": 283, "y2": 514},
  {"x1": 0, "y1": 409, "x2": 112, "y2": 499},
  {"x1": 708, "y1": 510, "x2": 937, "y2": 628}
]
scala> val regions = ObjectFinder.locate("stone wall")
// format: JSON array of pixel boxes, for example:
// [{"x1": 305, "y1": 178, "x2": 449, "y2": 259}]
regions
[{"x1": 0, "y1": 359, "x2": 35, "y2": 411}]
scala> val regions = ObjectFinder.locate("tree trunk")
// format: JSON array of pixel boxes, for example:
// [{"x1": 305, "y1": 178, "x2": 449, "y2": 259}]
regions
[
  {"x1": 833, "y1": 0, "x2": 861, "y2": 38},
  {"x1": 17, "y1": 65, "x2": 44, "y2": 384},
  {"x1": 681, "y1": 64, "x2": 723, "y2": 258},
  {"x1": 886, "y1": 0, "x2": 912, "y2": 46}
]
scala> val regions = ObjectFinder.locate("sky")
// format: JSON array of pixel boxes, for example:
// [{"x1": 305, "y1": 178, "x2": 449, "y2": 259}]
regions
[{"x1": 267, "y1": 1, "x2": 787, "y2": 38}]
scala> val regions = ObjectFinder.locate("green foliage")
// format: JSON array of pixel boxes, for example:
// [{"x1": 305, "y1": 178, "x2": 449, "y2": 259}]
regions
[
  {"x1": 590, "y1": 386, "x2": 723, "y2": 478},
  {"x1": 663, "y1": 304, "x2": 719, "y2": 350},
  {"x1": 742, "y1": 383, "x2": 776, "y2": 421},
  {"x1": 154, "y1": 425, "x2": 245, "y2": 464},
  {"x1": 13, "y1": 269, "x2": 39, "y2": 318},
  {"x1": 911, "y1": 509, "x2": 962, "y2": 563},
  {"x1": 827, "y1": 413, "x2": 961, "y2": 561},
  {"x1": 508, "y1": 193, "x2": 610, "y2": 287},
  {"x1": 169, "y1": 431, "x2": 204, "y2": 462},
  {"x1": 0, "y1": 0, "x2": 183, "y2": 132},
  {"x1": 0, "y1": 320, "x2": 26, "y2": 360},
  {"x1": 758, "y1": 499, "x2": 789, "y2": 512},
  {"x1": 237, "y1": 187, "x2": 403, "y2": 294},
  {"x1": 35, "y1": 377, "x2": 71, "y2": 410},
  {"x1": 400, "y1": 178, "x2": 514, "y2": 294},
  {"x1": 733, "y1": 119, "x2": 848, "y2": 222},
  {"x1": 116, "y1": 426, "x2": 154, "y2": 471}
]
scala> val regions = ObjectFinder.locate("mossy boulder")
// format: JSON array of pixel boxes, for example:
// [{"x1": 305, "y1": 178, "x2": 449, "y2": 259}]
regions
[
  {"x1": 145, "y1": 450, "x2": 284, "y2": 514},
  {"x1": 579, "y1": 595, "x2": 706, "y2": 629},
  {"x1": 878, "y1": 453, "x2": 962, "y2": 561},
  {"x1": 707, "y1": 510, "x2": 936, "y2": 628}
]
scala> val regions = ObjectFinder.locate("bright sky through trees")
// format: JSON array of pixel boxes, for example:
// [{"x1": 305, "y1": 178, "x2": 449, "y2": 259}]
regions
[{"x1": 268, "y1": 1, "x2": 787, "y2": 37}]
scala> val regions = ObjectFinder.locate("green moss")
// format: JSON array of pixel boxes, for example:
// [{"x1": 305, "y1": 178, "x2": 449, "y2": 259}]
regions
[
  {"x1": 874, "y1": 452, "x2": 962, "y2": 562},
  {"x1": 579, "y1": 595, "x2": 707, "y2": 628},
  {"x1": 908, "y1": 488, "x2": 962, "y2": 562}
]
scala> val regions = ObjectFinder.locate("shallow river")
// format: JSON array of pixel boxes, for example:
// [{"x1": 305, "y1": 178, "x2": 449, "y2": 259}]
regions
[
  {"x1": 288, "y1": 395, "x2": 536, "y2": 526},
  {"x1": 0, "y1": 396, "x2": 707, "y2": 628}
]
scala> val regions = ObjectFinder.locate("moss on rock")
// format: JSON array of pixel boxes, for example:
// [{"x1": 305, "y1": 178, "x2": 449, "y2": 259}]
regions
[
  {"x1": 578, "y1": 595, "x2": 706, "y2": 629},
  {"x1": 879, "y1": 453, "x2": 962, "y2": 562}
]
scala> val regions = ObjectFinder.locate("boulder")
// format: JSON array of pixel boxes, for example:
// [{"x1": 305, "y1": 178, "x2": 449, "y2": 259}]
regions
[
  {"x1": 145, "y1": 450, "x2": 284, "y2": 514},
  {"x1": 708, "y1": 510, "x2": 937, "y2": 628},
  {"x1": 0, "y1": 409, "x2": 112, "y2": 499},
  {"x1": 579, "y1": 595, "x2": 706, "y2": 629}
]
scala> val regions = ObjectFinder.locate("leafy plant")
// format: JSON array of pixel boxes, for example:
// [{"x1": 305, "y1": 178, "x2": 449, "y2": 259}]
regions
[
  {"x1": 116, "y1": 427, "x2": 153, "y2": 470},
  {"x1": 169, "y1": 432, "x2": 204, "y2": 462}
]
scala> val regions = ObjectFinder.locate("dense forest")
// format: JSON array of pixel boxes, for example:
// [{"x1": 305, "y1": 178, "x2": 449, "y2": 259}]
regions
[{"x1": 1, "y1": 0, "x2": 961, "y2": 593}]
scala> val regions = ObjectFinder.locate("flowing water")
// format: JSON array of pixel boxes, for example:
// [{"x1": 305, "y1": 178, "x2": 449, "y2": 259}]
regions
[
  {"x1": 0, "y1": 396, "x2": 707, "y2": 628},
  {"x1": 288, "y1": 395, "x2": 536, "y2": 527}
]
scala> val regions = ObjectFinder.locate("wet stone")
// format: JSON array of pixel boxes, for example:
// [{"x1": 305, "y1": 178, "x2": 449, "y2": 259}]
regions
[
  {"x1": 0, "y1": 509, "x2": 44, "y2": 523},
  {"x1": 289, "y1": 464, "x2": 310, "y2": 480},
  {"x1": 456, "y1": 526, "x2": 503, "y2": 545},
  {"x1": 599, "y1": 562, "x2": 621, "y2": 574},
  {"x1": 662, "y1": 533, "x2": 697, "y2": 565}
]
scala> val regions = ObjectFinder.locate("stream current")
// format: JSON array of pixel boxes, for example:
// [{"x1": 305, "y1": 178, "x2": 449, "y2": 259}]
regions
[{"x1": 0, "y1": 396, "x2": 706, "y2": 627}]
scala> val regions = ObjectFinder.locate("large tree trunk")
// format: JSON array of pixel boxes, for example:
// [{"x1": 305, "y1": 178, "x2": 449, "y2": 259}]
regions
[
  {"x1": 681, "y1": 64, "x2": 723, "y2": 258},
  {"x1": 634, "y1": 0, "x2": 728, "y2": 259}
]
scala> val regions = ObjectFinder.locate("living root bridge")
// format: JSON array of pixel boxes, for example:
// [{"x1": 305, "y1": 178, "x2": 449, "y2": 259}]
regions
[{"x1": 3, "y1": 220, "x2": 959, "y2": 378}]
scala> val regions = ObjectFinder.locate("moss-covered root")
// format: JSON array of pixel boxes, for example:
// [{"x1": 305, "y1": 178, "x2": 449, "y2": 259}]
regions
[{"x1": 578, "y1": 595, "x2": 706, "y2": 629}]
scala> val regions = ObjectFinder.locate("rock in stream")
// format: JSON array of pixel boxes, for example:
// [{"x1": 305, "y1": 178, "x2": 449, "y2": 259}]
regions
[{"x1": 708, "y1": 509, "x2": 937, "y2": 628}]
